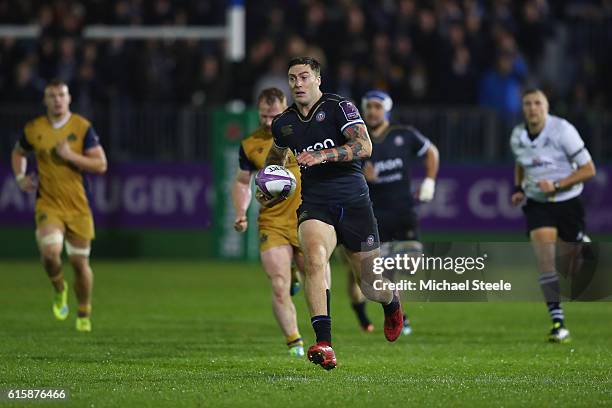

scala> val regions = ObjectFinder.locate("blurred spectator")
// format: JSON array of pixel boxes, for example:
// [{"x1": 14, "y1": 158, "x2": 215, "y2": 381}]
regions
[
  {"x1": 252, "y1": 56, "x2": 291, "y2": 105},
  {"x1": 6, "y1": 60, "x2": 44, "y2": 103},
  {"x1": 0, "y1": 0, "x2": 608, "y2": 116},
  {"x1": 191, "y1": 54, "x2": 226, "y2": 108},
  {"x1": 478, "y1": 52, "x2": 527, "y2": 118},
  {"x1": 56, "y1": 37, "x2": 78, "y2": 84}
]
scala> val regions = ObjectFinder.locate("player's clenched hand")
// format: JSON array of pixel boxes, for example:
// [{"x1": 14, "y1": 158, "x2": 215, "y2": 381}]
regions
[
  {"x1": 55, "y1": 139, "x2": 75, "y2": 161},
  {"x1": 255, "y1": 188, "x2": 287, "y2": 208},
  {"x1": 363, "y1": 161, "x2": 378, "y2": 182},
  {"x1": 511, "y1": 191, "x2": 525, "y2": 206},
  {"x1": 296, "y1": 151, "x2": 325, "y2": 167},
  {"x1": 16, "y1": 173, "x2": 36, "y2": 193},
  {"x1": 234, "y1": 215, "x2": 248, "y2": 232},
  {"x1": 537, "y1": 180, "x2": 555, "y2": 193},
  {"x1": 418, "y1": 177, "x2": 436, "y2": 202}
]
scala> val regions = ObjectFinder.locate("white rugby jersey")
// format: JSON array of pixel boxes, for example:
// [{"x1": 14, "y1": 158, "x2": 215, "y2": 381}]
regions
[{"x1": 510, "y1": 114, "x2": 592, "y2": 203}]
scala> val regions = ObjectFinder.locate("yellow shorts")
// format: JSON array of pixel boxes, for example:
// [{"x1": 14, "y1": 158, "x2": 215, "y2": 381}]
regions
[
  {"x1": 259, "y1": 223, "x2": 300, "y2": 253},
  {"x1": 35, "y1": 209, "x2": 95, "y2": 241}
]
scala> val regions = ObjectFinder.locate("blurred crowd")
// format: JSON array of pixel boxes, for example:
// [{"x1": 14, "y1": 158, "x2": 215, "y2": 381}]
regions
[{"x1": 1, "y1": 0, "x2": 611, "y2": 118}]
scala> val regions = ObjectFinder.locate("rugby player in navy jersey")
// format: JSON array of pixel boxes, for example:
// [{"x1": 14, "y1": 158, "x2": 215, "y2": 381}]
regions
[
  {"x1": 346, "y1": 90, "x2": 439, "y2": 335},
  {"x1": 258, "y1": 57, "x2": 403, "y2": 370}
]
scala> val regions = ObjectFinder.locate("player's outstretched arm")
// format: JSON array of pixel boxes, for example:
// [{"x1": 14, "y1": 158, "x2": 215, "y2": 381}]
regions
[
  {"x1": 55, "y1": 141, "x2": 107, "y2": 174},
  {"x1": 11, "y1": 142, "x2": 36, "y2": 192},
  {"x1": 232, "y1": 169, "x2": 252, "y2": 232},
  {"x1": 296, "y1": 123, "x2": 372, "y2": 167}
]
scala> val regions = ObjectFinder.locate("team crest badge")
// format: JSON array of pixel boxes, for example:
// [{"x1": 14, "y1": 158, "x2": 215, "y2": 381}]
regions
[
  {"x1": 366, "y1": 234, "x2": 375, "y2": 247},
  {"x1": 316, "y1": 111, "x2": 325, "y2": 122},
  {"x1": 394, "y1": 136, "x2": 404, "y2": 146}
]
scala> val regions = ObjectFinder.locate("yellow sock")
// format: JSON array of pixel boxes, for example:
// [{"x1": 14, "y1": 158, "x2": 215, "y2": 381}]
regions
[
  {"x1": 77, "y1": 304, "x2": 91, "y2": 318},
  {"x1": 286, "y1": 332, "x2": 303, "y2": 348}
]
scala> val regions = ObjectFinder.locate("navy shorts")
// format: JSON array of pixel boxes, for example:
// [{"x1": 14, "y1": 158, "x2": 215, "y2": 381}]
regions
[
  {"x1": 375, "y1": 207, "x2": 420, "y2": 242},
  {"x1": 297, "y1": 200, "x2": 380, "y2": 252}
]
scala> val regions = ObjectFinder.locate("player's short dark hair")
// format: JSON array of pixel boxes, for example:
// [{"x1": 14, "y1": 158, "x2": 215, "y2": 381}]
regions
[
  {"x1": 288, "y1": 56, "x2": 321, "y2": 76},
  {"x1": 257, "y1": 88, "x2": 286, "y2": 106},
  {"x1": 45, "y1": 78, "x2": 69, "y2": 90},
  {"x1": 522, "y1": 88, "x2": 545, "y2": 98}
]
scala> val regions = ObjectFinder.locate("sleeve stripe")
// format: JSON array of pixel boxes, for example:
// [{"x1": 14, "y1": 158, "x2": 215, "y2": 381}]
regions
[
  {"x1": 340, "y1": 119, "x2": 365, "y2": 133},
  {"x1": 416, "y1": 140, "x2": 431, "y2": 157},
  {"x1": 272, "y1": 141, "x2": 287, "y2": 150},
  {"x1": 568, "y1": 146, "x2": 585, "y2": 159}
]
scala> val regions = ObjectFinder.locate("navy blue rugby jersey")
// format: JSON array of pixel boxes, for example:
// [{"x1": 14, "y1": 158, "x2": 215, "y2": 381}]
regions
[
  {"x1": 272, "y1": 93, "x2": 370, "y2": 205},
  {"x1": 367, "y1": 125, "x2": 431, "y2": 210}
]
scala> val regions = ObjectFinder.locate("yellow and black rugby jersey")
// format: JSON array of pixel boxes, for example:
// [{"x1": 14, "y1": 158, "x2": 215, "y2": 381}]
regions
[{"x1": 19, "y1": 113, "x2": 100, "y2": 215}]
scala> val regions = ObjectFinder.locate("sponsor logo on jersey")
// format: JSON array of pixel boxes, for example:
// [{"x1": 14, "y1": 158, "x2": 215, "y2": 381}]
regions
[
  {"x1": 295, "y1": 138, "x2": 336, "y2": 155},
  {"x1": 527, "y1": 157, "x2": 554, "y2": 168},
  {"x1": 339, "y1": 100, "x2": 360, "y2": 121},
  {"x1": 373, "y1": 158, "x2": 404, "y2": 173}
]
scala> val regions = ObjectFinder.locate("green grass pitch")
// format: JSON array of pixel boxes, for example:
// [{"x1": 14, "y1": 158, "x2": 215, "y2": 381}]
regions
[{"x1": 1, "y1": 260, "x2": 610, "y2": 407}]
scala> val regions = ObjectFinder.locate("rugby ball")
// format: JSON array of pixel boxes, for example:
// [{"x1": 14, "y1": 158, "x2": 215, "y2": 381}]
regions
[{"x1": 255, "y1": 165, "x2": 297, "y2": 199}]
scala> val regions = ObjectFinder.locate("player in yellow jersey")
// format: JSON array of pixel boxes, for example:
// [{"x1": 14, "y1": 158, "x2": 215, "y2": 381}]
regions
[
  {"x1": 11, "y1": 79, "x2": 107, "y2": 332},
  {"x1": 232, "y1": 88, "x2": 329, "y2": 357}
]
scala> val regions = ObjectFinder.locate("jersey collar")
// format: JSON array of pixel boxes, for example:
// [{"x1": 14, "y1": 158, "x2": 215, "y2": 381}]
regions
[
  {"x1": 370, "y1": 122, "x2": 392, "y2": 144},
  {"x1": 289, "y1": 94, "x2": 326, "y2": 122},
  {"x1": 48, "y1": 112, "x2": 72, "y2": 129},
  {"x1": 521, "y1": 114, "x2": 550, "y2": 147}
]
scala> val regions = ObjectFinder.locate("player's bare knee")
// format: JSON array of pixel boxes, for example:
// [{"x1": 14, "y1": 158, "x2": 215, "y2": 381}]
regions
[
  {"x1": 65, "y1": 241, "x2": 92, "y2": 274},
  {"x1": 270, "y1": 272, "x2": 289, "y2": 291},
  {"x1": 304, "y1": 253, "x2": 327, "y2": 277},
  {"x1": 70, "y1": 257, "x2": 91, "y2": 276},
  {"x1": 37, "y1": 231, "x2": 63, "y2": 265},
  {"x1": 40, "y1": 246, "x2": 62, "y2": 268},
  {"x1": 41, "y1": 253, "x2": 62, "y2": 273}
]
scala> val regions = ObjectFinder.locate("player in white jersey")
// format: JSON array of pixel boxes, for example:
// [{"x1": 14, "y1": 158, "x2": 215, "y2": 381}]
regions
[{"x1": 510, "y1": 89, "x2": 596, "y2": 343}]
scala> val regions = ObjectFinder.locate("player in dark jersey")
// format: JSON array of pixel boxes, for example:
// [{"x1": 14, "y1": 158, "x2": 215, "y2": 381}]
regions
[
  {"x1": 345, "y1": 90, "x2": 439, "y2": 335},
  {"x1": 259, "y1": 57, "x2": 404, "y2": 370}
]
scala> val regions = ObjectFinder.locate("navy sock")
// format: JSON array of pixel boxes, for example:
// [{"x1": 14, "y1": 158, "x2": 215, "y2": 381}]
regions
[
  {"x1": 382, "y1": 292, "x2": 399, "y2": 315},
  {"x1": 351, "y1": 301, "x2": 370, "y2": 326},
  {"x1": 311, "y1": 315, "x2": 332, "y2": 345}
]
